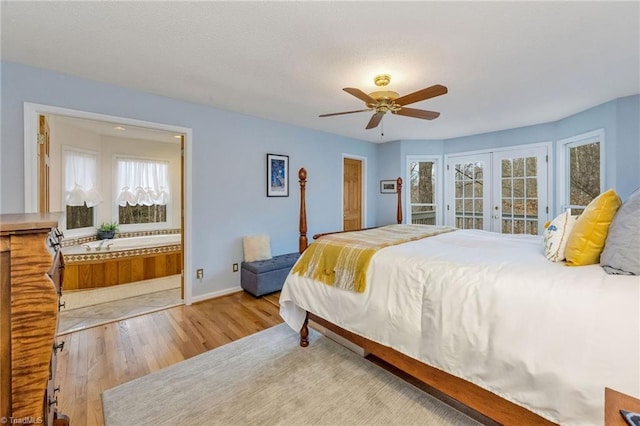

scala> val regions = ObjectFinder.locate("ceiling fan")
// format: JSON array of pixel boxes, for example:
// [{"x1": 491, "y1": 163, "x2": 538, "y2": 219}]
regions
[{"x1": 319, "y1": 74, "x2": 447, "y2": 130}]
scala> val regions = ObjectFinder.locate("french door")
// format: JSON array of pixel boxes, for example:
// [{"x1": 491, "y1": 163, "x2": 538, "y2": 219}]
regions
[
  {"x1": 446, "y1": 146, "x2": 549, "y2": 235},
  {"x1": 446, "y1": 154, "x2": 492, "y2": 231}
]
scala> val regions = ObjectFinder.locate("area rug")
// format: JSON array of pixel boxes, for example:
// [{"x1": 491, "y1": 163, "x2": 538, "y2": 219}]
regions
[{"x1": 102, "y1": 324, "x2": 479, "y2": 425}]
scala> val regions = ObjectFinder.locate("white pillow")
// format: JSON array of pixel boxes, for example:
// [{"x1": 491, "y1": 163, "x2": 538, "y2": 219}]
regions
[
  {"x1": 543, "y1": 211, "x2": 577, "y2": 262},
  {"x1": 243, "y1": 234, "x2": 272, "y2": 262}
]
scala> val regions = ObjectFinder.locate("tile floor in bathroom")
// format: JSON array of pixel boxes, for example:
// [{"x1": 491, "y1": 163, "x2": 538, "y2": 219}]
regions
[{"x1": 58, "y1": 287, "x2": 183, "y2": 335}]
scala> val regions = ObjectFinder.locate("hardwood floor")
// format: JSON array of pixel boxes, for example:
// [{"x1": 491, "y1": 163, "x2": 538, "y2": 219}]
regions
[{"x1": 55, "y1": 290, "x2": 282, "y2": 426}]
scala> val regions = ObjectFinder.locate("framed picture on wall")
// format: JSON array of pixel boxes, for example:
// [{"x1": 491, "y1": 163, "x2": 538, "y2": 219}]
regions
[
  {"x1": 380, "y1": 180, "x2": 397, "y2": 194},
  {"x1": 267, "y1": 153, "x2": 289, "y2": 197}
]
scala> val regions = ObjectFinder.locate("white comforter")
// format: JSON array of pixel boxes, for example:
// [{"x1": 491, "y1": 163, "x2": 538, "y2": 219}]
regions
[{"x1": 279, "y1": 229, "x2": 640, "y2": 425}]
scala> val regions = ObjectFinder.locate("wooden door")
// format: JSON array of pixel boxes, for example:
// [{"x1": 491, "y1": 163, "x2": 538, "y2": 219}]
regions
[
  {"x1": 38, "y1": 115, "x2": 50, "y2": 213},
  {"x1": 343, "y1": 158, "x2": 362, "y2": 231},
  {"x1": 180, "y1": 135, "x2": 185, "y2": 300}
]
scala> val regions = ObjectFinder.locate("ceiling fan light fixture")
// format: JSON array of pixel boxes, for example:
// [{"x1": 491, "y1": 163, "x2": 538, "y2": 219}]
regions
[
  {"x1": 368, "y1": 90, "x2": 399, "y2": 102},
  {"x1": 373, "y1": 74, "x2": 391, "y2": 87}
]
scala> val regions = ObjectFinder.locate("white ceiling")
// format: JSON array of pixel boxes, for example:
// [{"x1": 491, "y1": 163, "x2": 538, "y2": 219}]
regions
[
  {"x1": 2, "y1": 1, "x2": 639, "y2": 143},
  {"x1": 50, "y1": 114, "x2": 182, "y2": 144}
]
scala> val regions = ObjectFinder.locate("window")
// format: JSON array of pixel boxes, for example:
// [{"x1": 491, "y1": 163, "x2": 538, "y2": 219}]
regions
[
  {"x1": 407, "y1": 157, "x2": 441, "y2": 225},
  {"x1": 63, "y1": 149, "x2": 100, "y2": 230},
  {"x1": 116, "y1": 158, "x2": 170, "y2": 225},
  {"x1": 557, "y1": 129, "x2": 603, "y2": 215}
]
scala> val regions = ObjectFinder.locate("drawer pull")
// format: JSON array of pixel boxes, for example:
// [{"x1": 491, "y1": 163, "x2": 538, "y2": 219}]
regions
[
  {"x1": 53, "y1": 341, "x2": 65, "y2": 354},
  {"x1": 58, "y1": 300, "x2": 66, "y2": 311},
  {"x1": 48, "y1": 397, "x2": 58, "y2": 407},
  {"x1": 54, "y1": 386, "x2": 60, "y2": 394}
]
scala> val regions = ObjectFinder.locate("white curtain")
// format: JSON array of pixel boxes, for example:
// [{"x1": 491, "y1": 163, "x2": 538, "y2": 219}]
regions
[
  {"x1": 116, "y1": 158, "x2": 170, "y2": 206},
  {"x1": 64, "y1": 150, "x2": 102, "y2": 207}
]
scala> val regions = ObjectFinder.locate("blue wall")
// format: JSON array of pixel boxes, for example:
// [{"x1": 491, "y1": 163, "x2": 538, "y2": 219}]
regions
[
  {"x1": 2, "y1": 61, "x2": 638, "y2": 297},
  {"x1": 0, "y1": 61, "x2": 378, "y2": 298},
  {"x1": 387, "y1": 95, "x2": 639, "y2": 216}
]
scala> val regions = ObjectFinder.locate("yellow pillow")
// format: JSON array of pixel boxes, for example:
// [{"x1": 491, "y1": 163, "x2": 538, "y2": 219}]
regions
[{"x1": 565, "y1": 189, "x2": 622, "y2": 266}]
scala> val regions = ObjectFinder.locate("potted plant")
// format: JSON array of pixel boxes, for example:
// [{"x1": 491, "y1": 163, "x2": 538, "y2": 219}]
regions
[{"x1": 97, "y1": 222, "x2": 118, "y2": 240}]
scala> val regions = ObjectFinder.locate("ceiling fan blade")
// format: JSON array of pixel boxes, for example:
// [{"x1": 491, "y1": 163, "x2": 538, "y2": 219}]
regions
[
  {"x1": 394, "y1": 84, "x2": 448, "y2": 106},
  {"x1": 319, "y1": 108, "x2": 372, "y2": 117},
  {"x1": 343, "y1": 88, "x2": 377, "y2": 105},
  {"x1": 393, "y1": 107, "x2": 440, "y2": 120},
  {"x1": 366, "y1": 112, "x2": 385, "y2": 129}
]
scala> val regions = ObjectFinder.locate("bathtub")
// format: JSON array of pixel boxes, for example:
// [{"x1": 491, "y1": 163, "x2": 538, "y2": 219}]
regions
[
  {"x1": 62, "y1": 233, "x2": 182, "y2": 290},
  {"x1": 74, "y1": 234, "x2": 181, "y2": 253}
]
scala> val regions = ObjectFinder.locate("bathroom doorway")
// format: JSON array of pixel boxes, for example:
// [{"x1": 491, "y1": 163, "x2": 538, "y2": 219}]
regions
[{"x1": 23, "y1": 104, "x2": 193, "y2": 331}]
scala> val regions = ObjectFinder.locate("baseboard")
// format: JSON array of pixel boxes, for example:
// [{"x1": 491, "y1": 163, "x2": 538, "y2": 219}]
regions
[{"x1": 191, "y1": 286, "x2": 243, "y2": 304}]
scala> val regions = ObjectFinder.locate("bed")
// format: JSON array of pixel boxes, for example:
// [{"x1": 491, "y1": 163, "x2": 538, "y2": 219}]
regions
[{"x1": 279, "y1": 168, "x2": 640, "y2": 425}]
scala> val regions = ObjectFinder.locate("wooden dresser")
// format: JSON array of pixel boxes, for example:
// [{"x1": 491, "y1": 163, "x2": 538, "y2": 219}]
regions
[{"x1": 1, "y1": 213, "x2": 69, "y2": 426}]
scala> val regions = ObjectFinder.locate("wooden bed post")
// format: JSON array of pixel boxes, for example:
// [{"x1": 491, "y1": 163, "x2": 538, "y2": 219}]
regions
[
  {"x1": 298, "y1": 169, "x2": 311, "y2": 347},
  {"x1": 298, "y1": 168, "x2": 308, "y2": 254},
  {"x1": 396, "y1": 176, "x2": 403, "y2": 224},
  {"x1": 300, "y1": 313, "x2": 309, "y2": 347}
]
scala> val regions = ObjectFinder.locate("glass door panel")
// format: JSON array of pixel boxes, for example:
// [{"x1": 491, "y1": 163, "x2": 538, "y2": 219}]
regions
[
  {"x1": 492, "y1": 147, "x2": 548, "y2": 235},
  {"x1": 446, "y1": 154, "x2": 491, "y2": 231}
]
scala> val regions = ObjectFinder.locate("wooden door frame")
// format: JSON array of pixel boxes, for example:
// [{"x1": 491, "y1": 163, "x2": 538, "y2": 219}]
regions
[
  {"x1": 341, "y1": 153, "x2": 367, "y2": 230},
  {"x1": 22, "y1": 103, "x2": 194, "y2": 305},
  {"x1": 38, "y1": 115, "x2": 50, "y2": 213}
]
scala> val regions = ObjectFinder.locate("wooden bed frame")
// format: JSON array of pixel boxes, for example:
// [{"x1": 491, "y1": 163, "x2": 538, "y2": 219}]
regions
[{"x1": 295, "y1": 168, "x2": 555, "y2": 426}]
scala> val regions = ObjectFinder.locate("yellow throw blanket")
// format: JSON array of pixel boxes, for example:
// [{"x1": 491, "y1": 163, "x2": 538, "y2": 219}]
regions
[{"x1": 292, "y1": 224, "x2": 456, "y2": 293}]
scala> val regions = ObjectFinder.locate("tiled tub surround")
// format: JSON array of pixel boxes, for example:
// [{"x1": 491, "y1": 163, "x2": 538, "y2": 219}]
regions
[
  {"x1": 62, "y1": 233, "x2": 182, "y2": 290},
  {"x1": 63, "y1": 233, "x2": 181, "y2": 257},
  {"x1": 60, "y1": 228, "x2": 181, "y2": 248}
]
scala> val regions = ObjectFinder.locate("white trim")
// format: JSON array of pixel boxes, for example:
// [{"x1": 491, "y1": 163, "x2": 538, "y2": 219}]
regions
[
  {"x1": 23, "y1": 102, "x2": 194, "y2": 305},
  {"x1": 556, "y1": 128, "x2": 605, "y2": 215},
  {"x1": 405, "y1": 155, "x2": 443, "y2": 225},
  {"x1": 341, "y1": 153, "x2": 368, "y2": 229},
  {"x1": 190, "y1": 286, "x2": 243, "y2": 304},
  {"x1": 446, "y1": 141, "x2": 552, "y2": 159}
]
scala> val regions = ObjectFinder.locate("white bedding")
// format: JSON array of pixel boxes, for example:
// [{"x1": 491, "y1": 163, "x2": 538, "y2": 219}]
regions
[{"x1": 279, "y1": 228, "x2": 640, "y2": 425}]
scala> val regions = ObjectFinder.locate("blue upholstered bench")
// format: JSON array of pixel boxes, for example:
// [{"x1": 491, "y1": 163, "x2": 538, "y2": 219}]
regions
[{"x1": 240, "y1": 252, "x2": 300, "y2": 297}]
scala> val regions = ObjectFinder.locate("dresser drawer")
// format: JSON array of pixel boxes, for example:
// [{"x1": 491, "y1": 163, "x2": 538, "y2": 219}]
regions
[{"x1": 0, "y1": 214, "x2": 68, "y2": 424}]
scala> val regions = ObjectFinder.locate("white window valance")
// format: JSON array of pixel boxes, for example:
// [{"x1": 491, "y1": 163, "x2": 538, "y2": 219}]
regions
[
  {"x1": 116, "y1": 158, "x2": 170, "y2": 206},
  {"x1": 64, "y1": 149, "x2": 102, "y2": 207}
]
